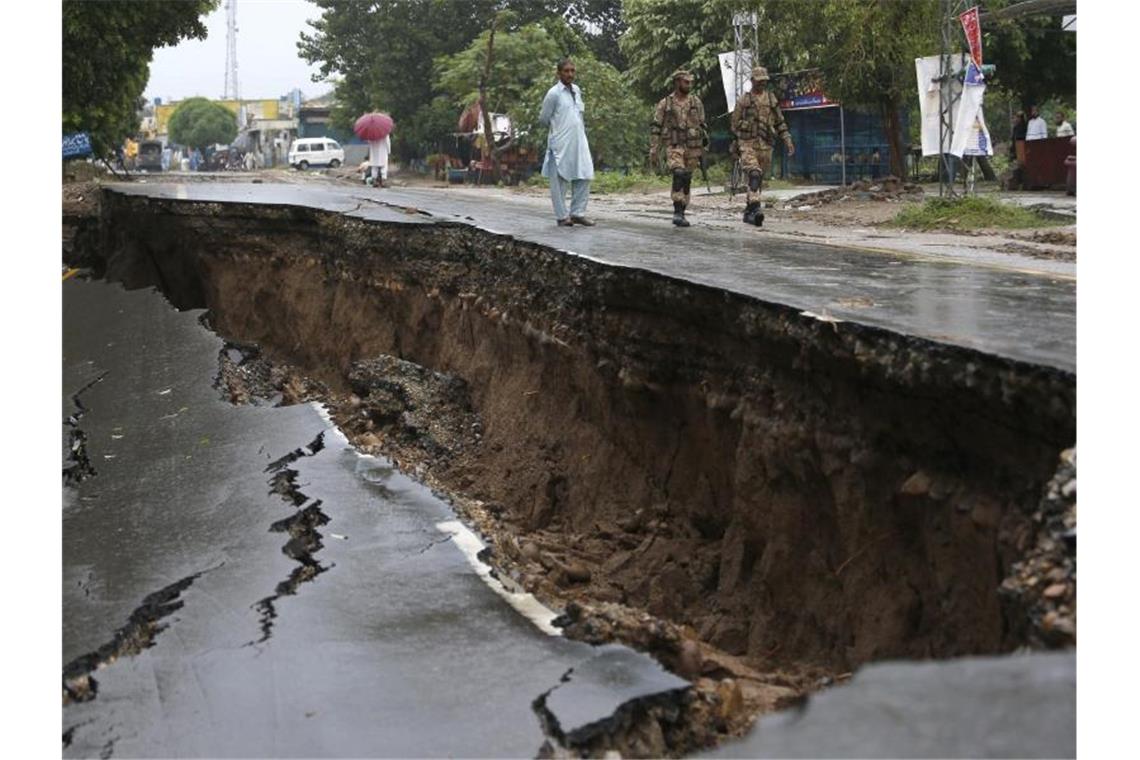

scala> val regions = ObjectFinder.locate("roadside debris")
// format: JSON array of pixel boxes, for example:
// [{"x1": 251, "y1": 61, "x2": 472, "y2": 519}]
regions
[{"x1": 777, "y1": 177, "x2": 924, "y2": 210}]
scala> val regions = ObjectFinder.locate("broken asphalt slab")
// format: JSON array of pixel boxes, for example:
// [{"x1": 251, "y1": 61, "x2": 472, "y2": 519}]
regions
[
  {"x1": 536, "y1": 644, "x2": 690, "y2": 747},
  {"x1": 706, "y1": 651, "x2": 1075, "y2": 759},
  {"x1": 107, "y1": 181, "x2": 1075, "y2": 372},
  {"x1": 63, "y1": 278, "x2": 690, "y2": 757}
]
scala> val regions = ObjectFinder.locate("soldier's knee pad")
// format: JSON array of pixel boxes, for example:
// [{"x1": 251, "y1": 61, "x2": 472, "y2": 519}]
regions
[
  {"x1": 747, "y1": 169, "x2": 762, "y2": 192},
  {"x1": 671, "y1": 169, "x2": 689, "y2": 193}
]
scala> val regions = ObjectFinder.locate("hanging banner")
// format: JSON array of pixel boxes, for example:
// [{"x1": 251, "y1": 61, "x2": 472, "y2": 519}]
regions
[
  {"x1": 63, "y1": 132, "x2": 93, "y2": 159},
  {"x1": 772, "y1": 69, "x2": 834, "y2": 110},
  {"x1": 718, "y1": 50, "x2": 754, "y2": 114},
  {"x1": 959, "y1": 6, "x2": 983, "y2": 67}
]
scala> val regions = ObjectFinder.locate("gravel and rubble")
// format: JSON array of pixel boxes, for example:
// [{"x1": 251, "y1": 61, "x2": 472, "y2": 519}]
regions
[
  {"x1": 773, "y1": 176, "x2": 925, "y2": 210},
  {"x1": 999, "y1": 448, "x2": 1077, "y2": 648}
]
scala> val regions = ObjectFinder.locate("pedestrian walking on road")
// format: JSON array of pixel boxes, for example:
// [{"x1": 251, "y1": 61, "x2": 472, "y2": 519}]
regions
[
  {"x1": 539, "y1": 58, "x2": 595, "y2": 227},
  {"x1": 650, "y1": 69, "x2": 708, "y2": 227},
  {"x1": 731, "y1": 67, "x2": 795, "y2": 227},
  {"x1": 368, "y1": 134, "x2": 391, "y2": 188}
]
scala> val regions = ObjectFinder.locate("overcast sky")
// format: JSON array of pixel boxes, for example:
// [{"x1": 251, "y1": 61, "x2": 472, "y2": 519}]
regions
[{"x1": 144, "y1": 0, "x2": 329, "y2": 103}]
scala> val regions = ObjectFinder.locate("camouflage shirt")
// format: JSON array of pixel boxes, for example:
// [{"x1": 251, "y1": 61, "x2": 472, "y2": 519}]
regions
[
  {"x1": 651, "y1": 93, "x2": 708, "y2": 149},
  {"x1": 731, "y1": 90, "x2": 792, "y2": 147}
]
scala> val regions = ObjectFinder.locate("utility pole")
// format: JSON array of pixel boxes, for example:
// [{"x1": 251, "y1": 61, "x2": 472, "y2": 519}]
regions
[
  {"x1": 937, "y1": 0, "x2": 968, "y2": 198},
  {"x1": 224, "y1": 0, "x2": 240, "y2": 101}
]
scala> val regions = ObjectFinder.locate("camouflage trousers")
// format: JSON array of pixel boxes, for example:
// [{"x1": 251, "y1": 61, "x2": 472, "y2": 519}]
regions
[
  {"x1": 667, "y1": 146, "x2": 703, "y2": 206},
  {"x1": 738, "y1": 139, "x2": 774, "y2": 204}
]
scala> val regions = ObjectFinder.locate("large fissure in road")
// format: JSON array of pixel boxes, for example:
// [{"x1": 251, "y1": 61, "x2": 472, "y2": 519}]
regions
[{"x1": 69, "y1": 188, "x2": 1075, "y2": 739}]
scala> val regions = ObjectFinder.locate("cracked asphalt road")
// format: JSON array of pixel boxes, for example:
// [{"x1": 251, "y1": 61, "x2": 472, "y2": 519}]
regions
[
  {"x1": 108, "y1": 180, "x2": 1075, "y2": 372},
  {"x1": 62, "y1": 278, "x2": 687, "y2": 757}
]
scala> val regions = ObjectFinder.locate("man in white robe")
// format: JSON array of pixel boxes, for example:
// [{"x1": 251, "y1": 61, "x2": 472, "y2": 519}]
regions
[
  {"x1": 369, "y1": 134, "x2": 391, "y2": 187},
  {"x1": 539, "y1": 58, "x2": 595, "y2": 226}
]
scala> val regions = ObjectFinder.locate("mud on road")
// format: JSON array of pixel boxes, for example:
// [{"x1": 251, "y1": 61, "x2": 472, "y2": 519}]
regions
[{"x1": 65, "y1": 185, "x2": 1076, "y2": 752}]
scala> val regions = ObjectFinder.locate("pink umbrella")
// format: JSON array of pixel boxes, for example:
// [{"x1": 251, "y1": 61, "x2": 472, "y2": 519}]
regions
[{"x1": 354, "y1": 112, "x2": 394, "y2": 141}]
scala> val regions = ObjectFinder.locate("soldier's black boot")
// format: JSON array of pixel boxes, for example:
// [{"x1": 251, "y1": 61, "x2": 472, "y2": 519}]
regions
[
  {"x1": 743, "y1": 201, "x2": 759, "y2": 225},
  {"x1": 672, "y1": 201, "x2": 690, "y2": 227}
]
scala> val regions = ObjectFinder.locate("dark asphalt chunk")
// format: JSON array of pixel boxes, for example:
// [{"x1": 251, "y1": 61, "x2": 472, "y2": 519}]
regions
[{"x1": 535, "y1": 644, "x2": 691, "y2": 748}]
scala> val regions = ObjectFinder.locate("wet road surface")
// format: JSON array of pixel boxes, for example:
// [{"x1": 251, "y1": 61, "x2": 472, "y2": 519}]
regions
[
  {"x1": 62, "y1": 279, "x2": 687, "y2": 757},
  {"x1": 109, "y1": 181, "x2": 1075, "y2": 372}
]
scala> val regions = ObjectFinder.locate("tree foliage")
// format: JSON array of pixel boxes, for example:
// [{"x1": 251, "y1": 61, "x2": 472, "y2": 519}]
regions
[
  {"x1": 433, "y1": 17, "x2": 649, "y2": 169},
  {"x1": 298, "y1": 0, "x2": 628, "y2": 159},
  {"x1": 981, "y1": 0, "x2": 1076, "y2": 109},
  {"x1": 167, "y1": 98, "x2": 238, "y2": 150},
  {"x1": 62, "y1": 0, "x2": 217, "y2": 155}
]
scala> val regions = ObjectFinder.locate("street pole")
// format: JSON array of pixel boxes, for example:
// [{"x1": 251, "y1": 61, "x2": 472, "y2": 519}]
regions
[{"x1": 839, "y1": 106, "x2": 846, "y2": 186}]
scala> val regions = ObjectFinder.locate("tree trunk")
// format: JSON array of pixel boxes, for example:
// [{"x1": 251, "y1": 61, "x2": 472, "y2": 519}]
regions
[
  {"x1": 479, "y1": 15, "x2": 500, "y2": 184},
  {"x1": 881, "y1": 98, "x2": 906, "y2": 179}
]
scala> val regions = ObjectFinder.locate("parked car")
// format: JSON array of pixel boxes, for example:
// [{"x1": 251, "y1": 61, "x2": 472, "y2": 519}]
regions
[
  {"x1": 288, "y1": 138, "x2": 345, "y2": 170},
  {"x1": 136, "y1": 140, "x2": 164, "y2": 172}
]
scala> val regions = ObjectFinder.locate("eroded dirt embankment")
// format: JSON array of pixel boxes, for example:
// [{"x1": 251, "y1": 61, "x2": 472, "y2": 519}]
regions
[{"x1": 69, "y1": 188, "x2": 1075, "y2": 741}]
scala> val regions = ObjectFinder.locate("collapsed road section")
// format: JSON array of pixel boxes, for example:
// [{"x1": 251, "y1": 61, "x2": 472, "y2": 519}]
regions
[
  {"x1": 65, "y1": 182, "x2": 1076, "y2": 754},
  {"x1": 62, "y1": 278, "x2": 695, "y2": 758}
]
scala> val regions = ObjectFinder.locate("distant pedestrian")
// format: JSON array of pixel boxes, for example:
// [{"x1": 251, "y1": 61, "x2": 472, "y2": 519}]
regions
[
  {"x1": 539, "y1": 58, "x2": 595, "y2": 227},
  {"x1": 368, "y1": 134, "x2": 391, "y2": 188},
  {"x1": 731, "y1": 66, "x2": 795, "y2": 227},
  {"x1": 1026, "y1": 105, "x2": 1048, "y2": 141},
  {"x1": 161, "y1": 145, "x2": 172, "y2": 172},
  {"x1": 650, "y1": 69, "x2": 707, "y2": 227},
  {"x1": 1054, "y1": 110, "x2": 1074, "y2": 137},
  {"x1": 1010, "y1": 111, "x2": 1027, "y2": 159},
  {"x1": 189, "y1": 147, "x2": 202, "y2": 171}
]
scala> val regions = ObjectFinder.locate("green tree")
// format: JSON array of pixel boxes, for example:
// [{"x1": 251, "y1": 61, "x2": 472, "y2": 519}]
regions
[
  {"x1": 297, "y1": 0, "x2": 627, "y2": 159},
  {"x1": 298, "y1": 0, "x2": 555, "y2": 159},
  {"x1": 63, "y1": 0, "x2": 217, "y2": 155},
  {"x1": 434, "y1": 20, "x2": 561, "y2": 114},
  {"x1": 620, "y1": 0, "x2": 733, "y2": 110},
  {"x1": 981, "y1": 0, "x2": 1076, "y2": 109},
  {"x1": 808, "y1": 0, "x2": 938, "y2": 178},
  {"x1": 434, "y1": 17, "x2": 650, "y2": 169},
  {"x1": 167, "y1": 98, "x2": 238, "y2": 151}
]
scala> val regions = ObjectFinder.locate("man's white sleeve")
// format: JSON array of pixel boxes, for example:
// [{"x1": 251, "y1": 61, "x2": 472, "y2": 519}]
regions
[{"x1": 539, "y1": 89, "x2": 557, "y2": 126}]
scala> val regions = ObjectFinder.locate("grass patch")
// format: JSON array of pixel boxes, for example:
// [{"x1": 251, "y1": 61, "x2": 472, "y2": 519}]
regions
[{"x1": 886, "y1": 195, "x2": 1067, "y2": 231}]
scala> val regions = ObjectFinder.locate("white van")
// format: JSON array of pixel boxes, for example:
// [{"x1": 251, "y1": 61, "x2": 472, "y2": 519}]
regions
[{"x1": 288, "y1": 138, "x2": 345, "y2": 169}]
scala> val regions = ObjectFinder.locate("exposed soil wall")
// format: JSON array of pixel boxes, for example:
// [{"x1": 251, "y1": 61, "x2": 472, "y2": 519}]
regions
[{"x1": 76, "y1": 190, "x2": 1075, "y2": 682}]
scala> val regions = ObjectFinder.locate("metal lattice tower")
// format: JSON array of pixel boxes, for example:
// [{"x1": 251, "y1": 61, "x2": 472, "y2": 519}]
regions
[
  {"x1": 223, "y1": 0, "x2": 240, "y2": 101},
  {"x1": 732, "y1": 11, "x2": 759, "y2": 101}
]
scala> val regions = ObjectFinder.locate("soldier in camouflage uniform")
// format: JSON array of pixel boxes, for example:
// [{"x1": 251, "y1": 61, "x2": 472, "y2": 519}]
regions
[
  {"x1": 731, "y1": 66, "x2": 795, "y2": 226},
  {"x1": 650, "y1": 69, "x2": 707, "y2": 227}
]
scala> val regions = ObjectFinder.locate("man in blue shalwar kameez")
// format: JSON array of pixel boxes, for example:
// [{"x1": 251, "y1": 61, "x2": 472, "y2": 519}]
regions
[{"x1": 538, "y1": 58, "x2": 596, "y2": 227}]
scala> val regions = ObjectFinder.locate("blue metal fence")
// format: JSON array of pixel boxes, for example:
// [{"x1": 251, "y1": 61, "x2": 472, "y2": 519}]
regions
[{"x1": 780, "y1": 107, "x2": 901, "y2": 184}]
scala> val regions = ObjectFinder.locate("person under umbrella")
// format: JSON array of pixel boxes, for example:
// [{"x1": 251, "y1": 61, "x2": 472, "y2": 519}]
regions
[{"x1": 354, "y1": 112, "x2": 394, "y2": 188}]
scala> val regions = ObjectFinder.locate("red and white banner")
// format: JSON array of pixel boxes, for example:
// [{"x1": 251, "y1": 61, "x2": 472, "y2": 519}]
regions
[{"x1": 959, "y1": 6, "x2": 983, "y2": 67}]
